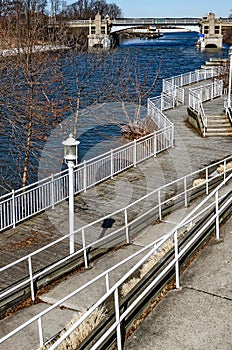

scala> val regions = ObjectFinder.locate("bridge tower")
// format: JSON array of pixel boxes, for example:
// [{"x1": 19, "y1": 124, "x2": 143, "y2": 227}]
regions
[
  {"x1": 88, "y1": 13, "x2": 111, "y2": 48},
  {"x1": 201, "y1": 13, "x2": 223, "y2": 48}
]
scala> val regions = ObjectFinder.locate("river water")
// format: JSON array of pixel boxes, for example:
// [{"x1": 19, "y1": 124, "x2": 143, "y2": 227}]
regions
[{"x1": 0, "y1": 32, "x2": 230, "y2": 194}]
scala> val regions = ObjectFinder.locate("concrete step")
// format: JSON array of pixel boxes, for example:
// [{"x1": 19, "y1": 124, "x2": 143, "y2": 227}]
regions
[
  {"x1": 207, "y1": 115, "x2": 230, "y2": 121},
  {"x1": 207, "y1": 126, "x2": 232, "y2": 132},
  {"x1": 207, "y1": 120, "x2": 231, "y2": 125},
  {"x1": 206, "y1": 115, "x2": 232, "y2": 136},
  {"x1": 206, "y1": 131, "x2": 232, "y2": 136},
  {"x1": 207, "y1": 123, "x2": 232, "y2": 128}
]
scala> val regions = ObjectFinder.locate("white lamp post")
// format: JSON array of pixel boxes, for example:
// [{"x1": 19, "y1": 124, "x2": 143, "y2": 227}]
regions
[
  {"x1": 62, "y1": 134, "x2": 80, "y2": 254},
  {"x1": 227, "y1": 46, "x2": 232, "y2": 109}
]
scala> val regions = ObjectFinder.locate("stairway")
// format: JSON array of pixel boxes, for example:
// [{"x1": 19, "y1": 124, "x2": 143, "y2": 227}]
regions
[{"x1": 206, "y1": 114, "x2": 232, "y2": 137}]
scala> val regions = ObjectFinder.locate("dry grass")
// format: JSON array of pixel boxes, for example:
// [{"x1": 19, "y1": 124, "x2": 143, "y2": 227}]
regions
[
  {"x1": 121, "y1": 239, "x2": 174, "y2": 297},
  {"x1": 217, "y1": 161, "x2": 232, "y2": 173},
  {"x1": 192, "y1": 178, "x2": 206, "y2": 187},
  {"x1": 39, "y1": 306, "x2": 106, "y2": 350}
]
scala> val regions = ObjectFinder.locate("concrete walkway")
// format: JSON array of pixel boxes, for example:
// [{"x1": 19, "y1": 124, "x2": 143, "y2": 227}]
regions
[
  {"x1": 0, "y1": 189, "x2": 231, "y2": 350},
  {"x1": 126, "y1": 215, "x2": 232, "y2": 350},
  {"x1": 0, "y1": 82, "x2": 232, "y2": 349}
]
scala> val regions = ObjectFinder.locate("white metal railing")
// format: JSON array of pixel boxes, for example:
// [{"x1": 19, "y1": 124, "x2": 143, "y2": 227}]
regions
[
  {"x1": 0, "y1": 126, "x2": 173, "y2": 233},
  {"x1": 0, "y1": 67, "x2": 222, "y2": 233},
  {"x1": 162, "y1": 80, "x2": 185, "y2": 105},
  {"x1": 1, "y1": 155, "x2": 231, "y2": 306},
  {"x1": 189, "y1": 79, "x2": 223, "y2": 137},
  {"x1": 112, "y1": 18, "x2": 200, "y2": 25},
  {"x1": 50, "y1": 178, "x2": 232, "y2": 350},
  {"x1": 149, "y1": 92, "x2": 182, "y2": 112},
  {"x1": 147, "y1": 97, "x2": 174, "y2": 127},
  {"x1": 224, "y1": 98, "x2": 232, "y2": 125},
  {"x1": 162, "y1": 67, "x2": 223, "y2": 106},
  {"x1": 1, "y1": 169, "x2": 231, "y2": 349}
]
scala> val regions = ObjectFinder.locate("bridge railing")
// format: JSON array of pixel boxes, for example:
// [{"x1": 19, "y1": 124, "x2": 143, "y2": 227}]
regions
[
  {"x1": 189, "y1": 79, "x2": 223, "y2": 136},
  {"x1": 1, "y1": 163, "x2": 231, "y2": 349},
  {"x1": 112, "y1": 18, "x2": 200, "y2": 25}
]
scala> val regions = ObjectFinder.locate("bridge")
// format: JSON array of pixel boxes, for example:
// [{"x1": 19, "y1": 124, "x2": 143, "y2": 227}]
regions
[
  {"x1": 64, "y1": 13, "x2": 232, "y2": 48},
  {"x1": 109, "y1": 17, "x2": 201, "y2": 33},
  {"x1": 65, "y1": 15, "x2": 201, "y2": 47}
]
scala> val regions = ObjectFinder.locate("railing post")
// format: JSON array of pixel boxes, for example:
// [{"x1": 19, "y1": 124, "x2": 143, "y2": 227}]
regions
[
  {"x1": 114, "y1": 287, "x2": 122, "y2": 350},
  {"x1": 174, "y1": 230, "x2": 180, "y2": 289},
  {"x1": 28, "y1": 256, "x2": 35, "y2": 301},
  {"x1": 133, "y1": 139, "x2": 137, "y2": 167},
  {"x1": 83, "y1": 160, "x2": 87, "y2": 192},
  {"x1": 158, "y1": 189, "x2": 162, "y2": 221},
  {"x1": 205, "y1": 167, "x2": 209, "y2": 195},
  {"x1": 215, "y1": 191, "x2": 220, "y2": 240},
  {"x1": 171, "y1": 125, "x2": 174, "y2": 148},
  {"x1": 223, "y1": 159, "x2": 227, "y2": 181},
  {"x1": 153, "y1": 133, "x2": 157, "y2": 157},
  {"x1": 147, "y1": 98, "x2": 150, "y2": 116},
  {"x1": 105, "y1": 272, "x2": 110, "y2": 292},
  {"x1": 51, "y1": 173, "x2": 55, "y2": 209},
  {"x1": 111, "y1": 149, "x2": 114, "y2": 179},
  {"x1": 12, "y1": 189, "x2": 16, "y2": 228},
  {"x1": 38, "y1": 317, "x2": 44, "y2": 348},
  {"x1": 184, "y1": 177, "x2": 188, "y2": 207},
  {"x1": 125, "y1": 208, "x2": 130, "y2": 243},
  {"x1": 82, "y1": 228, "x2": 89, "y2": 268}
]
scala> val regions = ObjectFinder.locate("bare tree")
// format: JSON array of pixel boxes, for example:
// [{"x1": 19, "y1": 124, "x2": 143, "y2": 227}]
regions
[
  {"x1": 98, "y1": 49, "x2": 161, "y2": 139},
  {"x1": 0, "y1": 0, "x2": 71, "y2": 190},
  {"x1": 61, "y1": 0, "x2": 122, "y2": 20}
]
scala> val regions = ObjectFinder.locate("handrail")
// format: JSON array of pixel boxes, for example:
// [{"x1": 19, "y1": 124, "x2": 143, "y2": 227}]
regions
[
  {"x1": 199, "y1": 102, "x2": 207, "y2": 137},
  {"x1": 0, "y1": 125, "x2": 173, "y2": 232},
  {"x1": 1, "y1": 155, "x2": 231, "y2": 303},
  {"x1": 50, "y1": 180, "x2": 232, "y2": 350},
  {"x1": 226, "y1": 106, "x2": 232, "y2": 126},
  {"x1": 1, "y1": 171, "x2": 231, "y2": 349},
  {"x1": 162, "y1": 67, "x2": 223, "y2": 106},
  {"x1": 0, "y1": 67, "x2": 222, "y2": 232},
  {"x1": 188, "y1": 79, "x2": 223, "y2": 137}
]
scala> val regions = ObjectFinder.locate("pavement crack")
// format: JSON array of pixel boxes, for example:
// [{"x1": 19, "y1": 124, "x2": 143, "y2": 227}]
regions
[{"x1": 185, "y1": 286, "x2": 232, "y2": 301}]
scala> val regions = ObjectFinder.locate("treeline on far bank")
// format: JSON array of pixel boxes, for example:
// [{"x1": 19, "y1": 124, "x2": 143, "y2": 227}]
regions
[{"x1": 0, "y1": 0, "x2": 122, "y2": 49}]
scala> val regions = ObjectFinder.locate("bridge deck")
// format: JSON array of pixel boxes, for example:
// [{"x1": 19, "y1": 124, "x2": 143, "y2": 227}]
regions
[{"x1": 0, "y1": 81, "x2": 231, "y2": 290}]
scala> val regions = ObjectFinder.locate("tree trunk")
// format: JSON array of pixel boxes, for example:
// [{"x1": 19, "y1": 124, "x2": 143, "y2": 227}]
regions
[{"x1": 22, "y1": 84, "x2": 34, "y2": 188}]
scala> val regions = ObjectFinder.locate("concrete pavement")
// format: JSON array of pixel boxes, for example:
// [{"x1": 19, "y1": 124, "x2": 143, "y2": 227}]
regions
[
  {"x1": 0, "y1": 82, "x2": 232, "y2": 349},
  {"x1": 125, "y1": 215, "x2": 232, "y2": 350},
  {"x1": 0, "y1": 187, "x2": 231, "y2": 349}
]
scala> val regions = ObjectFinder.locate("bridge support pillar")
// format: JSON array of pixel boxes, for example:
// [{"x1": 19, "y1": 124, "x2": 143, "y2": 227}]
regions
[
  {"x1": 201, "y1": 13, "x2": 223, "y2": 48},
  {"x1": 88, "y1": 13, "x2": 111, "y2": 48},
  {"x1": 204, "y1": 35, "x2": 223, "y2": 49}
]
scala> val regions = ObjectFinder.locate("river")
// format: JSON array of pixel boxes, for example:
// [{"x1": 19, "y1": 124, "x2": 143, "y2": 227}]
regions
[{"x1": 0, "y1": 32, "x2": 230, "y2": 194}]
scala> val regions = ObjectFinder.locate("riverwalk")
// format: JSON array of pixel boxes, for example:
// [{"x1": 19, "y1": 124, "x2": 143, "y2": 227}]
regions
[
  {"x1": 0, "y1": 79, "x2": 232, "y2": 349},
  {"x1": 126, "y1": 215, "x2": 232, "y2": 350}
]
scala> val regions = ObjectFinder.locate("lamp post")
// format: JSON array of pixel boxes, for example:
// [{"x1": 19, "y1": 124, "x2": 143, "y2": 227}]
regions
[
  {"x1": 227, "y1": 46, "x2": 232, "y2": 109},
  {"x1": 62, "y1": 134, "x2": 80, "y2": 254}
]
